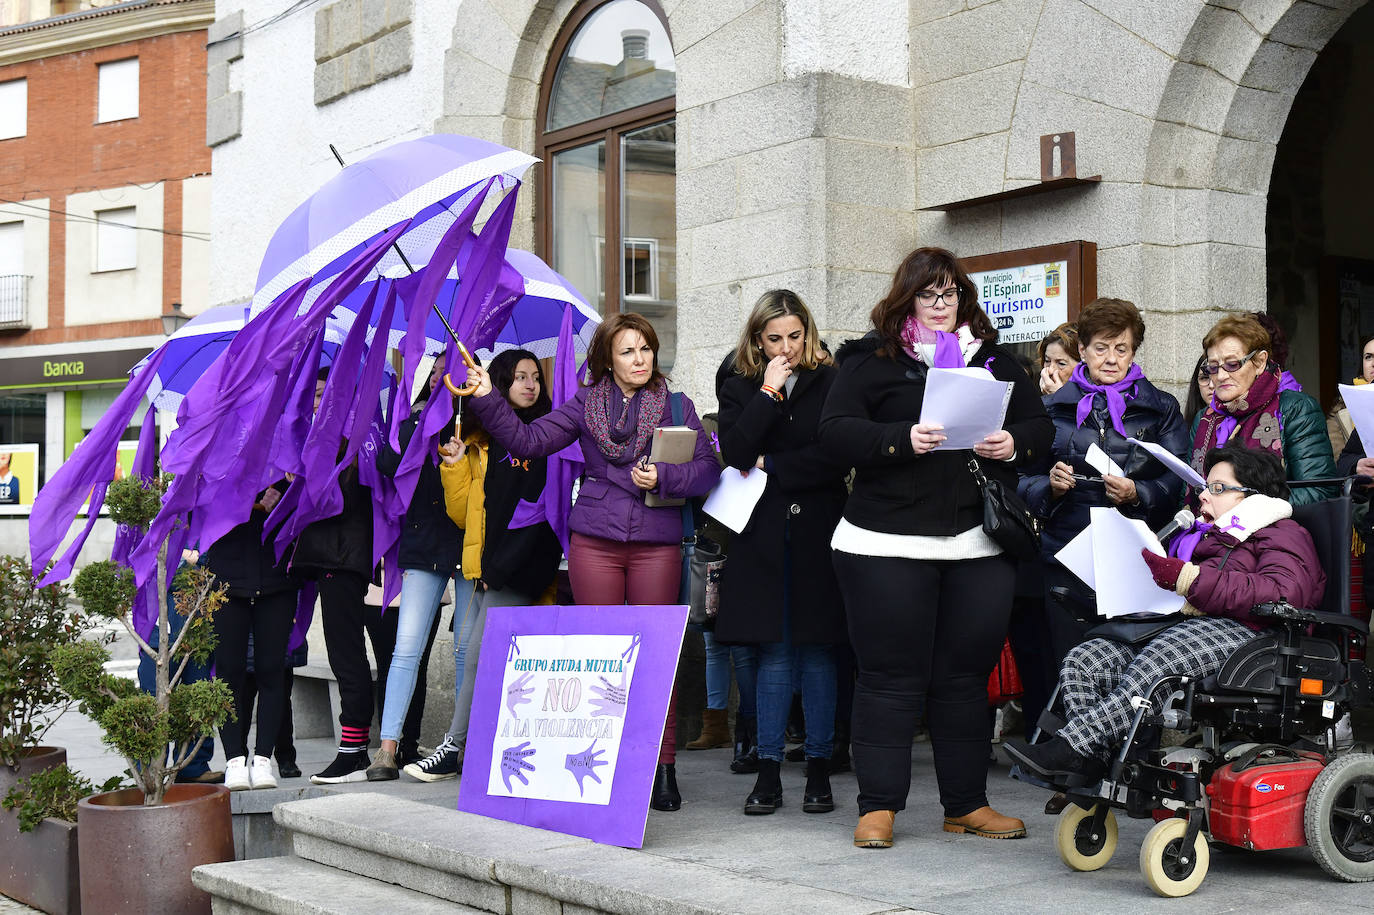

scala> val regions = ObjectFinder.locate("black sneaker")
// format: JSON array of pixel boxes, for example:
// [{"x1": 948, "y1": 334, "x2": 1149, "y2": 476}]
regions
[
  {"x1": 402, "y1": 736, "x2": 462, "y2": 782},
  {"x1": 310, "y1": 751, "x2": 371, "y2": 785}
]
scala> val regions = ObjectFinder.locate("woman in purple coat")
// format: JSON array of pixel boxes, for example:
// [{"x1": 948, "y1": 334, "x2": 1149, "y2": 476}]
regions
[
  {"x1": 1007, "y1": 444, "x2": 1325, "y2": 778},
  {"x1": 463, "y1": 312, "x2": 719, "y2": 812}
]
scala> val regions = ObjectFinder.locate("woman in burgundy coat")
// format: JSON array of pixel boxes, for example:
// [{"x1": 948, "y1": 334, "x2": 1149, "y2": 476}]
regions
[{"x1": 1007, "y1": 443, "x2": 1325, "y2": 778}]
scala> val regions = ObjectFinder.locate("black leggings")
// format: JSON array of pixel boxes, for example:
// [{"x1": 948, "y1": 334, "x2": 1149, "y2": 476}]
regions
[
  {"x1": 214, "y1": 591, "x2": 296, "y2": 759},
  {"x1": 834, "y1": 551, "x2": 1015, "y2": 818}
]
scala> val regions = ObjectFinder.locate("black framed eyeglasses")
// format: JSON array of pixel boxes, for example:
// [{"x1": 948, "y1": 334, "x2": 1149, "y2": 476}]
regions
[
  {"x1": 1202, "y1": 351, "x2": 1257, "y2": 375},
  {"x1": 1195, "y1": 481, "x2": 1257, "y2": 496},
  {"x1": 916, "y1": 288, "x2": 960, "y2": 308}
]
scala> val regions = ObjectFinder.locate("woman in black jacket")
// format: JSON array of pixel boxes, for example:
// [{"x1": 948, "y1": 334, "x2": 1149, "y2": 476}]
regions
[
  {"x1": 202, "y1": 481, "x2": 299, "y2": 791},
  {"x1": 714, "y1": 290, "x2": 850, "y2": 816},
  {"x1": 364, "y1": 356, "x2": 464, "y2": 781},
  {"x1": 1020, "y1": 298, "x2": 1189, "y2": 665},
  {"x1": 820, "y1": 246, "x2": 1053, "y2": 848}
]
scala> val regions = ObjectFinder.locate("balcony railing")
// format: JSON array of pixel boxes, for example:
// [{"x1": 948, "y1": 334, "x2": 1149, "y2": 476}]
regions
[{"x1": 0, "y1": 274, "x2": 30, "y2": 329}]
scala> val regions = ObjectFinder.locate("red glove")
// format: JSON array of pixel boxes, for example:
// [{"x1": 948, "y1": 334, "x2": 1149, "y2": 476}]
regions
[{"x1": 1140, "y1": 548, "x2": 1185, "y2": 591}]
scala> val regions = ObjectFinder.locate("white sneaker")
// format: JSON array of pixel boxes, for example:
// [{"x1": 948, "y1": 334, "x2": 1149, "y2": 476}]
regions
[
  {"x1": 249, "y1": 755, "x2": 277, "y2": 790},
  {"x1": 225, "y1": 756, "x2": 251, "y2": 791}
]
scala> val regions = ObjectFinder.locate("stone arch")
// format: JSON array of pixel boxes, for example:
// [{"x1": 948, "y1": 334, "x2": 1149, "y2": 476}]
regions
[{"x1": 1136, "y1": 0, "x2": 1366, "y2": 382}]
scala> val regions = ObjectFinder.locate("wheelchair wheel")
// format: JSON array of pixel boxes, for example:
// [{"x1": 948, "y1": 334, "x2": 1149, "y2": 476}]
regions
[
  {"x1": 1305, "y1": 752, "x2": 1374, "y2": 882},
  {"x1": 1139, "y1": 817, "x2": 1209, "y2": 897},
  {"x1": 1055, "y1": 803, "x2": 1118, "y2": 871}
]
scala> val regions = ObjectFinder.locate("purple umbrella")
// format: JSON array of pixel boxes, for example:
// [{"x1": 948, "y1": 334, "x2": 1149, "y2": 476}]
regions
[{"x1": 251, "y1": 134, "x2": 537, "y2": 319}]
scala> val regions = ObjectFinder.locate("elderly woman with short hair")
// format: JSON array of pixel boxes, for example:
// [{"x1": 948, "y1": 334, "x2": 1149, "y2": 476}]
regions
[{"x1": 1190, "y1": 313, "x2": 1337, "y2": 506}]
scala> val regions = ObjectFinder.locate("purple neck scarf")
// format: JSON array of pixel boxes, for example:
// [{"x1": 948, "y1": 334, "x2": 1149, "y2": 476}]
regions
[
  {"x1": 1167, "y1": 520, "x2": 1213, "y2": 562},
  {"x1": 900, "y1": 315, "x2": 966, "y2": 368},
  {"x1": 1071, "y1": 362, "x2": 1144, "y2": 437}
]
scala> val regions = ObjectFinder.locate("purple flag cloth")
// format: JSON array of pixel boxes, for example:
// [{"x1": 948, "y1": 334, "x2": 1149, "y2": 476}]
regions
[
  {"x1": 114, "y1": 404, "x2": 162, "y2": 637},
  {"x1": 509, "y1": 306, "x2": 584, "y2": 551},
  {"x1": 1071, "y1": 362, "x2": 1145, "y2": 438},
  {"x1": 451, "y1": 190, "x2": 524, "y2": 352},
  {"x1": 30, "y1": 347, "x2": 167, "y2": 585},
  {"x1": 287, "y1": 582, "x2": 317, "y2": 654}
]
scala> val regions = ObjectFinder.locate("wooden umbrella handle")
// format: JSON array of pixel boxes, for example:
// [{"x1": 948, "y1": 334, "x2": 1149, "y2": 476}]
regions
[{"x1": 442, "y1": 339, "x2": 479, "y2": 396}]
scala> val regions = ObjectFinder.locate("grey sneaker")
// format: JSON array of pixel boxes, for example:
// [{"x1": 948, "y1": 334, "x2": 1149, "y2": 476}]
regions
[
  {"x1": 402, "y1": 736, "x2": 462, "y2": 782},
  {"x1": 366, "y1": 747, "x2": 399, "y2": 781}
]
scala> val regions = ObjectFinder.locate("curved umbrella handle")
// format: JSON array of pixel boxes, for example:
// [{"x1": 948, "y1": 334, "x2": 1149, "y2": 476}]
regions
[{"x1": 443, "y1": 339, "x2": 480, "y2": 396}]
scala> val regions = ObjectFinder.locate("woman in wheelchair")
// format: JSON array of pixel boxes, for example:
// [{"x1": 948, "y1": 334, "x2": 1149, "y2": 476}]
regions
[{"x1": 1007, "y1": 444, "x2": 1326, "y2": 779}]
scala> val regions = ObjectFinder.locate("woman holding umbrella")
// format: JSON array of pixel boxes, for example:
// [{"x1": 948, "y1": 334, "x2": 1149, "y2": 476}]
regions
[{"x1": 461, "y1": 313, "x2": 719, "y2": 811}]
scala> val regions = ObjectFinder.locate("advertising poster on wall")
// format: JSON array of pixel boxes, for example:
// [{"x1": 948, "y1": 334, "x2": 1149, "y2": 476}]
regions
[
  {"x1": 968, "y1": 260, "x2": 1069, "y2": 345},
  {"x1": 0, "y1": 443, "x2": 37, "y2": 508},
  {"x1": 458, "y1": 603, "x2": 688, "y2": 848}
]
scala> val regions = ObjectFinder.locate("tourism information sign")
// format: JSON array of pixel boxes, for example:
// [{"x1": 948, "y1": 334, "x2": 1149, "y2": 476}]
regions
[
  {"x1": 961, "y1": 241, "x2": 1096, "y2": 348},
  {"x1": 458, "y1": 603, "x2": 688, "y2": 848},
  {"x1": 968, "y1": 261, "x2": 1069, "y2": 345}
]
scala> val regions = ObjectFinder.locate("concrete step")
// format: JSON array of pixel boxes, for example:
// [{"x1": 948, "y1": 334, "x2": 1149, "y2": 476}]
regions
[
  {"x1": 192, "y1": 855, "x2": 483, "y2": 915},
  {"x1": 271, "y1": 792, "x2": 923, "y2": 915}
]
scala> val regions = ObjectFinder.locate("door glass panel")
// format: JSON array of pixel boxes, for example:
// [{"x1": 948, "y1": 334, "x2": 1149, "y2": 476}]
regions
[
  {"x1": 551, "y1": 141, "x2": 607, "y2": 313},
  {"x1": 621, "y1": 121, "x2": 676, "y2": 372}
]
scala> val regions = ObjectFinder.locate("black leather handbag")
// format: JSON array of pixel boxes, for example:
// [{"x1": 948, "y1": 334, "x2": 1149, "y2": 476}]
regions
[{"x1": 968, "y1": 457, "x2": 1041, "y2": 561}]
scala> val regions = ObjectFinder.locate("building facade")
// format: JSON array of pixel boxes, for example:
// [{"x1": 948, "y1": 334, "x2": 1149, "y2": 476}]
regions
[{"x1": 0, "y1": 0, "x2": 214, "y2": 555}]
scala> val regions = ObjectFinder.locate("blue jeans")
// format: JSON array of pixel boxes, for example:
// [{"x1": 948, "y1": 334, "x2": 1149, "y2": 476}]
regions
[
  {"x1": 379, "y1": 569, "x2": 450, "y2": 742},
  {"x1": 756, "y1": 636, "x2": 835, "y2": 762},
  {"x1": 445, "y1": 576, "x2": 481, "y2": 741},
  {"x1": 702, "y1": 629, "x2": 757, "y2": 718}
]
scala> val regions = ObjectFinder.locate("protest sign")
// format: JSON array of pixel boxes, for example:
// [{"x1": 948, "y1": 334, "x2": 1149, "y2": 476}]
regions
[{"x1": 458, "y1": 603, "x2": 687, "y2": 848}]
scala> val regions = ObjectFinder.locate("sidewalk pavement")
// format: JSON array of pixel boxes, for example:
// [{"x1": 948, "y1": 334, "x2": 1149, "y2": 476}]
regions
[{"x1": 15, "y1": 702, "x2": 1374, "y2": 915}]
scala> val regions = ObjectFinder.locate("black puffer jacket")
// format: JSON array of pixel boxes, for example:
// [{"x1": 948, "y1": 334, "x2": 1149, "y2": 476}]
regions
[
  {"x1": 478, "y1": 441, "x2": 563, "y2": 595},
  {"x1": 291, "y1": 466, "x2": 374, "y2": 578},
  {"x1": 819, "y1": 334, "x2": 1052, "y2": 536},
  {"x1": 200, "y1": 483, "x2": 298, "y2": 598},
  {"x1": 1021, "y1": 374, "x2": 1189, "y2": 557},
  {"x1": 377, "y1": 411, "x2": 461, "y2": 574}
]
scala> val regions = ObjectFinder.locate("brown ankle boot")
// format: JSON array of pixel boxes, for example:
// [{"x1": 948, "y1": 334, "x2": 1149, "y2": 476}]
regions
[
  {"x1": 942, "y1": 805, "x2": 1026, "y2": 839},
  {"x1": 853, "y1": 810, "x2": 895, "y2": 848},
  {"x1": 686, "y1": 708, "x2": 731, "y2": 750}
]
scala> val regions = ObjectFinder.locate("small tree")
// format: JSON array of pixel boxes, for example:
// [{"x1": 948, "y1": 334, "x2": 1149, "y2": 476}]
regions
[
  {"x1": 0, "y1": 556, "x2": 87, "y2": 769},
  {"x1": 54, "y1": 474, "x2": 234, "y2": 806}
]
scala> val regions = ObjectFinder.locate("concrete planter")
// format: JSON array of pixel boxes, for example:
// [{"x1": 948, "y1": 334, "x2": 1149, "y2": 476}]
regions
[
  {"x1": 78, "y1": 783, "x2": 234, "y2": 915},
  {"x1": 0, "y1": 746, "x2": 81, "y2": 915}
]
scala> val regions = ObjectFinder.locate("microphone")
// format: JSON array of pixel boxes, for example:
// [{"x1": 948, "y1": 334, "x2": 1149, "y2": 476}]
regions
[{"x1": 1155, "y1": 508, "x2": 1195, "y2": 544}]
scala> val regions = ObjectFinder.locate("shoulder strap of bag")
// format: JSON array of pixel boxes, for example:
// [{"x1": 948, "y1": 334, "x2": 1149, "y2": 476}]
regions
[{"x1": 670, "y1": 392, "x2": 695, "y2": 539}]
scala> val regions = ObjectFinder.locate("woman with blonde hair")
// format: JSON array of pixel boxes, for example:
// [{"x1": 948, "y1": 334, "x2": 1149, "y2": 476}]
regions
[{"x1": 713, "y1": 289, "x2": 850, "y2": 815}]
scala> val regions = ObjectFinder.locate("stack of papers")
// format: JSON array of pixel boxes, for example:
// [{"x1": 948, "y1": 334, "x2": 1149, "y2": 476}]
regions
[
  {"x1": 918, "y1": 368, "x2": 1014, "y2": 450},
  {"x1": 1340, "y1": 383, "x2": 1374, "y2": 455},
  {"x1": 1127, "y1": 437, "x2": 1204, "y2": 487},
  {"x1": 1055, "y1": 507, "x2": 1185, "y2": 617},
  {"x1": 702, "y1": 467, "x2": 768, "y2": 533}
]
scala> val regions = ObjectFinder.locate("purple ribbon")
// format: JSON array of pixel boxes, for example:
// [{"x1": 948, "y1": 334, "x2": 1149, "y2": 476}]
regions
[{"x1": 1071, "y1": 362, "x2": 1144, "y2": 438}]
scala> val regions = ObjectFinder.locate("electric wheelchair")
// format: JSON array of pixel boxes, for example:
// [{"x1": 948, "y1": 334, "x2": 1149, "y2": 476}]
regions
[{"x1": 1009, "y1": 478, "x2": 1374, "y2": 897}]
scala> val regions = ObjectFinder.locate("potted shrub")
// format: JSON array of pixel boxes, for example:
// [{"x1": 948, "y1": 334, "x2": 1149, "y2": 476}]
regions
[
  {"x1": 54, "y1": 473, "x2": 237, "y2": 915},
  {"x1": 0, "y1": 554, "x2": 88, "y2": 914}
]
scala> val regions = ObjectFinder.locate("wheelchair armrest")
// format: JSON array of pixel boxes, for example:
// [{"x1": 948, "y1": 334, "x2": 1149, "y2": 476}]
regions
[{"x1": 1252, "y1": 601, "x2": 1370, "y2": 636}]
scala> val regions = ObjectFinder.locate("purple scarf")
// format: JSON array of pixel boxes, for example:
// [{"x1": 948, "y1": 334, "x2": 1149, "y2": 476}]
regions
[
  {"x1": 584, "y1": 375, "x2": 668, "y2": 464},
  {"x1": 900, "y1": 315, "x2": 966, "y2": 368},
  {"x1": 1070, "y1": 362, "x2": 1145, "y2": 438},
  {"x1": 1167, "y1": 520, "x2": 1212, "y2": 562}
]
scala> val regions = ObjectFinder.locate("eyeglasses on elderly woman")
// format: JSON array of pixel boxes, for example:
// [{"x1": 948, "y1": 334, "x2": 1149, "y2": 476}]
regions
[
  {"x1": 1201, "y1": 351, "x2": 1258, "y2": 375},
  {"x1": 1194, "y1": 481, "x2": 1258, "y2": 496}
]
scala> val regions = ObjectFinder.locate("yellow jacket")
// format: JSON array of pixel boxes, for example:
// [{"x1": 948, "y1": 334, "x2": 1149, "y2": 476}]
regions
[{"x1": 440, "y1": 434, "x2": 489, "y2": 581}]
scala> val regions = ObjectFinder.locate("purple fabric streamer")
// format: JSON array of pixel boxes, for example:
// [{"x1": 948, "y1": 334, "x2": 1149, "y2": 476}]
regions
[
  {"x1": 395, "y1": 179, "x2": 495, "y2": 446},
  {"x1": 287, "y1": 582, "x2": 317, "y2": 654},
  {"x1": 115, "y1": 405, "x2": 162, "y2": 637},
  {"x1": 1071, "y1": 362, "x2": 1144, "y2": 438},
  {"x1": 452, "y1": 192, "x2": 526, "y2": 352},
  {"x1": 509, "y1": 306, "x2": 584, "y2": 551},
  {"x1": 30, "y1": 347, "x2": 167, "y2": 585}
]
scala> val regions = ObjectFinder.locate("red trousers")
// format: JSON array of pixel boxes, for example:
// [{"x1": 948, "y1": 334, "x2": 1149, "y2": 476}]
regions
[{"x1": 569, "y1": 532, "x2": 682, "y2": 764}]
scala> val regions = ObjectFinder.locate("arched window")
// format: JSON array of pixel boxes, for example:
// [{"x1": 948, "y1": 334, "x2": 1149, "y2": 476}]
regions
[{"x1": 538, "y1": 0, "x2": 677, "y2": 369}]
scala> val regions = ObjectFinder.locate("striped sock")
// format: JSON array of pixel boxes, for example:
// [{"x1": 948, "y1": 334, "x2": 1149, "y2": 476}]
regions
[{"x1": 340, "y1": 725, "x2": 370, "y2": 752}]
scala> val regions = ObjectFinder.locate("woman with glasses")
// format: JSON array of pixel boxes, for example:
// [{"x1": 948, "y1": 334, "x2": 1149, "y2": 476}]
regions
[
  {"x1": 1007, "y1": 444, "x2": 1325, "y2": 778},
  {"x1": 1183, "y1": 354, "x2": 1214, "y2": 426},
  {"x1": 1022, "y1": 299, "x2": 1189, "y2": 692},
  {"x1": 1190, "y1": 314, "x2": 1336, "y2": 505},
  {"x1": 821, "y1": 246, "x2": 1053, "y2": 847}
]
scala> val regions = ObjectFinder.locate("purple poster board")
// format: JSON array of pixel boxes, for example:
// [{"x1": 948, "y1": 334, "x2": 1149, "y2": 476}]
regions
[{"x1": 457, "y1": 603, "x2": 687, "y2": 848}]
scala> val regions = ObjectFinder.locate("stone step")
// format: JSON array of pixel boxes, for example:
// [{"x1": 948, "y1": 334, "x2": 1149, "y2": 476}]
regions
[
  {"x1": 192, "y1": 854, "x2": 482, "y2": 915},
  {"x1": 272, "y1": 792, "x2": 923, "y2": 915}
]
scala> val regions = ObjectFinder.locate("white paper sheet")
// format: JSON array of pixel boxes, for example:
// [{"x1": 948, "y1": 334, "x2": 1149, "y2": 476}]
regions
[
  {"x1": 1127, "y1": 437, "x2": 1205, "y2": 487},
  {"x1": 1085, "y1": 443, "x2": 1124, "y2": 478},
  {"x1": 1340, "y1": 383, "x2": 1374, "y2": 456},
  {"x1": 1054, "y1": 525, "x2": 1096, "y2": 590},
  {"x1": 918, "y1": 367, "x2": 1013, "y2": 450},
  {"x1": 702, "y1": 467, "x2": 768, "y2": 534},
  {"x1": 1089, "y1": 507, "x2": 1185, "y2": 618}
]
